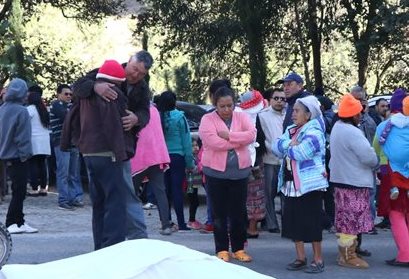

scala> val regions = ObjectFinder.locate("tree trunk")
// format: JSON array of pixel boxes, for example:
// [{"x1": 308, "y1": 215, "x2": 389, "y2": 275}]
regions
[
  {"x1": 307, "y1": 0, "x2": 323, "y2": 95},
  {"x1": 294, "y1": 1, "x2": 311, "y2": 89},
  {"x1": 237, "y1": 0, "x2": 267, "y2": 91}
]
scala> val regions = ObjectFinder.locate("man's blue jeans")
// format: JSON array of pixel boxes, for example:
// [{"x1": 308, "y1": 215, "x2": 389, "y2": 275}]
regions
[
  {"x1": 123, "y1": 160, "x2": 147, "y2": 239},
  {"x1": 54, "y1": 146, "x2": 83, "y2": 206},
  {"x1": 84, "y1": 156, "x2": 127, "y2": 250}
]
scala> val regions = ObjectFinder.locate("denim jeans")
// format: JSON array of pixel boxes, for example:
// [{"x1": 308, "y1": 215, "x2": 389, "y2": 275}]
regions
[
  {"x1": 84, "y1": 156, "x2": 127, "y2": 250},
  {"x1": 123, "y1": 161, "x2": 147, "y2": 239},
  {"x1": 5, "y1": 160, "x2": 28, "y2": 227},
  {"x1": 164, "y1": 154, "x2": 187, "y2": 229},
  {"x1": 54, "y1": 146, "x2": 83, "y2": 205}
]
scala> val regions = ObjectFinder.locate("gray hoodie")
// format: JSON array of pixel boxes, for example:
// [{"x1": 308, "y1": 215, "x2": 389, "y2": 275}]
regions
[{"x1": 0, "y1": 78, "x2": 32, "y2": 161}]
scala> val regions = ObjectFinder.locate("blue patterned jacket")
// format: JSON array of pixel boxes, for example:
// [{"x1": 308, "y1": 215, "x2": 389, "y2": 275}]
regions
[{"x1": 272, "y1": 118, "x2": 328, "y2": 195}]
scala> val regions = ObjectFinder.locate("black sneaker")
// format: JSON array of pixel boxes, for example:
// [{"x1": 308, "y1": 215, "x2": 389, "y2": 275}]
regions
[
  {"x1": 375, "y1": 219, "x2": 391, "y2": 229},
  {"x1": 71, "y1": 200, "x2": 85, "y2": 207}
]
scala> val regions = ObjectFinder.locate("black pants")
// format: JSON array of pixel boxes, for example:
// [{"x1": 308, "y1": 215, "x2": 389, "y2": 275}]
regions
[
  {"x1": 28, "y1": 155, "x2": 48, "y2": 190},
  {"x1": 206, "y1": 175, "x2": 248, "y2": 253},
  {"x1": 5, "y1": 160, "x2": 28, "y2": 227},
  {"x1": 188, "y1": 187, "x2": 199, "y2": 222}
]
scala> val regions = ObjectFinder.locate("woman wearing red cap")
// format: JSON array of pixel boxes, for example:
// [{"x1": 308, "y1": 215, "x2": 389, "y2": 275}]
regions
[{"x1": 329, "y1": 93, "x2": 378, "y2": 269}]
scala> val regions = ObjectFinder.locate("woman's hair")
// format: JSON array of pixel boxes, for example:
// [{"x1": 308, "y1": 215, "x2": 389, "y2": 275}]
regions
[
  {"x1": 263, "y1": 87, "x2": 282, "y2": 100},
  {"x1": 339, "y1": 115, "x2": 357, "y2": 126},
  {"x1": 157, "y1": 90, "x2": 176, "y2": 112},
  {"x1": 157, "y1": 90, "x2": 177, "y2": 134},
  {"x1": 28, "y1": 91, "x2": 49, "y2": 128},
  {"x1": 212, "y1": 86, "x2": 235, "y2": 106}
]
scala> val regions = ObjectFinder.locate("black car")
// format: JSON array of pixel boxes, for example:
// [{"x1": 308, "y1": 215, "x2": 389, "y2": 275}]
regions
[{"x1": 176, "y1": 101, "x2": 208, "y2": 132}]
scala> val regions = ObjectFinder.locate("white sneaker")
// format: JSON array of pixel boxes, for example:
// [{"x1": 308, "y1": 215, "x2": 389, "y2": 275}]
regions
[
  {"x1": 143, "y1": 203, "x2": 157, "y2": 210},
  {"x1": 20, "y1": 223, "x2": 38, "y2": 233},
  {"x1": 7, "y1": 224, "x2": 25, "y2": 234}
]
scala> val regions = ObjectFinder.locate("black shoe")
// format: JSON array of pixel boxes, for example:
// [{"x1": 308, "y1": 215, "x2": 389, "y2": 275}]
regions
[
  {"x1": 268, "y1": 228, "x2": 281, "y2": 233},
  {"x1": 385, "y1": 258, "x2": 409, "y2": 267},
  {"x1": 247, "y1": 232, "x2": 259, "y2": 239},
  {"x1": 356, "y1": 247, "x2": 371, "y2": 257},
  {"x1": 71, "y1": 200, "x2": 84, "y2": 207},
  {"x1": 304, "y1": 261, "x2": 325, "y2": 273},
  {"x1": 375, "y1": 219, "x2": 391, "y2": 229},
  {"x1": 286, "y1": 258, "x2": 307, "y2": 271}
]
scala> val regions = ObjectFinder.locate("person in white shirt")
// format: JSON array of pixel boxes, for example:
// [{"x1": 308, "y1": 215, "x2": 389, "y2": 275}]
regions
[
  {"x1": 256, "y1": 88, "x2": 286, "y2": 233},
  {"x1": 26, "y1": 87, "x2": 51, "y2": 196}
]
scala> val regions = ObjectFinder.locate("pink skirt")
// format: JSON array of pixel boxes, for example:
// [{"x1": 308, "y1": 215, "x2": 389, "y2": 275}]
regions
[{"x1": 335, "y1": 187, "x2": 373, "y2": 235}]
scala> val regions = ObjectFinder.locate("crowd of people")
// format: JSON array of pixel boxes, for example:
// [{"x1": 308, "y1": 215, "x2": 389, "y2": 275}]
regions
[{"x1": 0, "y1": 50, "x2": 408, "y2": 273}]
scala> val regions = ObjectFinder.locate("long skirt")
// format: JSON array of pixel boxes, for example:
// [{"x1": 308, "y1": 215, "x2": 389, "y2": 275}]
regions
[
  {"x1": 282, "y1": 191, "x2": 323, "y2": 242},
  {"x1": 335, "y1": 187, "x2": 373, "y2": 235},
  {"x1": 246, "y1": 168, "x2": 265, "y2": 221}
]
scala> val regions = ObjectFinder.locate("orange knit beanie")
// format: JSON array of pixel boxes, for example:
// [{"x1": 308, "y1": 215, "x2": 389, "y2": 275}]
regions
[
  {"x1": 338, "y1": 93, "x2": 363, "y2": 118},
  {"x1": 403, "y1": 96, "x2": 409, "y2": 116}
]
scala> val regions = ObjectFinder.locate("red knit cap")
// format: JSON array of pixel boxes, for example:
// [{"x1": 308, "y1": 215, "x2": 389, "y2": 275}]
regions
[
  {"x1": 239, "y1": 90, "x2": 264, "y2": 110},
  {"x1": 96, "y1": 60, "x2": 126, "y2": 82},
  {"x1": 338, "y1": 93, "x2": 363, "y2": 118}
]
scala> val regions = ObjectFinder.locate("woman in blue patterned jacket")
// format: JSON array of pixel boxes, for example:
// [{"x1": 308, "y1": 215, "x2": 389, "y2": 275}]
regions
[{"x1": 273, "y1": 95, "x2": 328, "y2": 274}]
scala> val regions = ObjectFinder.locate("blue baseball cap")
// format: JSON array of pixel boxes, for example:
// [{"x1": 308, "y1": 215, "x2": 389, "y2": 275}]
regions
[{"x1": 277, "y1": 72, "x2": 304, "y2": 84}]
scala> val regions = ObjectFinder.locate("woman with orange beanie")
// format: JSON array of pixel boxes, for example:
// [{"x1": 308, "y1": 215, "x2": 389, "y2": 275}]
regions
[{"x1": 329, "y1": 94, "x2": 379, "y2": 269}]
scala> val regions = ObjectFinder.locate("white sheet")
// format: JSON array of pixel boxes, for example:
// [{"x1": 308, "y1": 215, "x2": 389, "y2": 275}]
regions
[{"x1": 1, "y1": 239, "x2": 275, "y2": 279}]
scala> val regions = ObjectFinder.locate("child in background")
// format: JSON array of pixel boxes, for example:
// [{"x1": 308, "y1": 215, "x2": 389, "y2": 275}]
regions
[{"x1": 186, "y1": 138, "x2": 204, "y2": 230}]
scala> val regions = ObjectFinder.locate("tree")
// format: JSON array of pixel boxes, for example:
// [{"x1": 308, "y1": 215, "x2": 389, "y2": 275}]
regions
[
  {"x1": 337, "y1": 0, "x2": 409, "y2": 87},
  {"x1": 135, "y1": 0, "x2": 286, "y2": 91},
  {"x1": 0, "y1": 0, "x2": 126, "y2": 86}
]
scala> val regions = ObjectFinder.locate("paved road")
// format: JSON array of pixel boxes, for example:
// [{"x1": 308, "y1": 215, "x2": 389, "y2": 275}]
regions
[{"x1": 0, "y1": 190, "x2": 407, "y2": 279}]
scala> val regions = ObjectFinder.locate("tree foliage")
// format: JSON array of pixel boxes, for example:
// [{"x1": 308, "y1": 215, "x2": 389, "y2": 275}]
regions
[
  {"x1": 0, "y1": 0, "x2": 126, "y2": 89},
  {"x1": 134, "y1": 0, "x2": 409, "y2": 98}
]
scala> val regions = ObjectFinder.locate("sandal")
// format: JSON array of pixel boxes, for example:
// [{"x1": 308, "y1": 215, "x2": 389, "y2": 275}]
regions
[
  {"x1": 286, "y1": 258, "x2": 307, "y2": 271},
  {"x1": 304, "y1": 261, "x2": 325, "y2": 273},
  {"x1": 232, "y1": 250, "x2": 252, "y2": 262},
  {"x1": 216, "y1": 251, "x2": 230, "y2": 262}
]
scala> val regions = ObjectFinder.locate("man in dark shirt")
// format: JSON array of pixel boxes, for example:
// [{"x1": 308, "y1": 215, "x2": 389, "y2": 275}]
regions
[
  {"x1": 278, "y1": 72, "x2": 311, "y2": 131},
  {"x1": 50, "y1": 84, "x2": 84, "y2": 210},
  {"x1": 73, "y1": 50, "x2": 153, "y2": 247}
]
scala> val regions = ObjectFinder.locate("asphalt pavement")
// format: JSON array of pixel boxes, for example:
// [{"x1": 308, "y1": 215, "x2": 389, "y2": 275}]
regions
[{"x1": 0, "y1": 188, "x2": 407, "y2": 279}]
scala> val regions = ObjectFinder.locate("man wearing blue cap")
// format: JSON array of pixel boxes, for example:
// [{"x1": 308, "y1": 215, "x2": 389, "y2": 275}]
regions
[{"x1": 278, "y1": 72, "x2": 311, "y2": 130}]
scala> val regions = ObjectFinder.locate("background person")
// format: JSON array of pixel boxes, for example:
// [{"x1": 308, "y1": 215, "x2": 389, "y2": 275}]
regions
[
  {"x1": 50, "y1": 84, "x2": 84, "y2": 210},
  {"x1": 376, "y1": 96, "x2": 409, "y2": 267},
  {"x1": 257, "y1": 87, "x2": 286, "y2": 234},
  {"x1": 0, "y1": 78, "x2": 38, "y2": 234},
  {"x1": 157, "y1": 90, "x2": 194, "y2": 231},
  {"x1": 329, "y1": 94, "x2": 378, "y2": 269},
  {"x1": 273, "y1": 96, "x2": 328, "y2": 273},
  {"x1": 26, "y1": 88, "x2": 51, "y2": 197},
  {"x1": 199, "y1": 87, "x2": 256, "y2": 263}
]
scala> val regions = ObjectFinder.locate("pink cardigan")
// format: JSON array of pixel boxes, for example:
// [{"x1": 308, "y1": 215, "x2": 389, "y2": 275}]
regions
[
  {"x1": 130, "y1": 105, "x2": 170, "y2": 175},
  {"x1": 199, "y1": 111, "x2": 256, "y2": 172}
]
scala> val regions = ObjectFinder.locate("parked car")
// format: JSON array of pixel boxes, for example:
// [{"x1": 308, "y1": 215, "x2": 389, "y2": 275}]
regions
[
  {"x1": 368, "y1": 94, "x2": 392, "y2": 108},
  {"x1": 176, "y1": 101, "x2": 208, "y2": 132}
]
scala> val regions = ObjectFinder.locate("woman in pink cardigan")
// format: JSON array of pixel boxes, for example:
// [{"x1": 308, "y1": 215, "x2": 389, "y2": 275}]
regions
[{"x1": 199, "y1": 87, "x2": 256, "y2": 263}]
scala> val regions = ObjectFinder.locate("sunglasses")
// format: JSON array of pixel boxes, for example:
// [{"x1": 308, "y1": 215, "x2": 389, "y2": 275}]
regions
[
  {"x1": 272, "y1": 96, "x2": 286, "y2": 102},
  {"x1": 64, "y1": 93, "x2": 73, "y2": 96}
]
